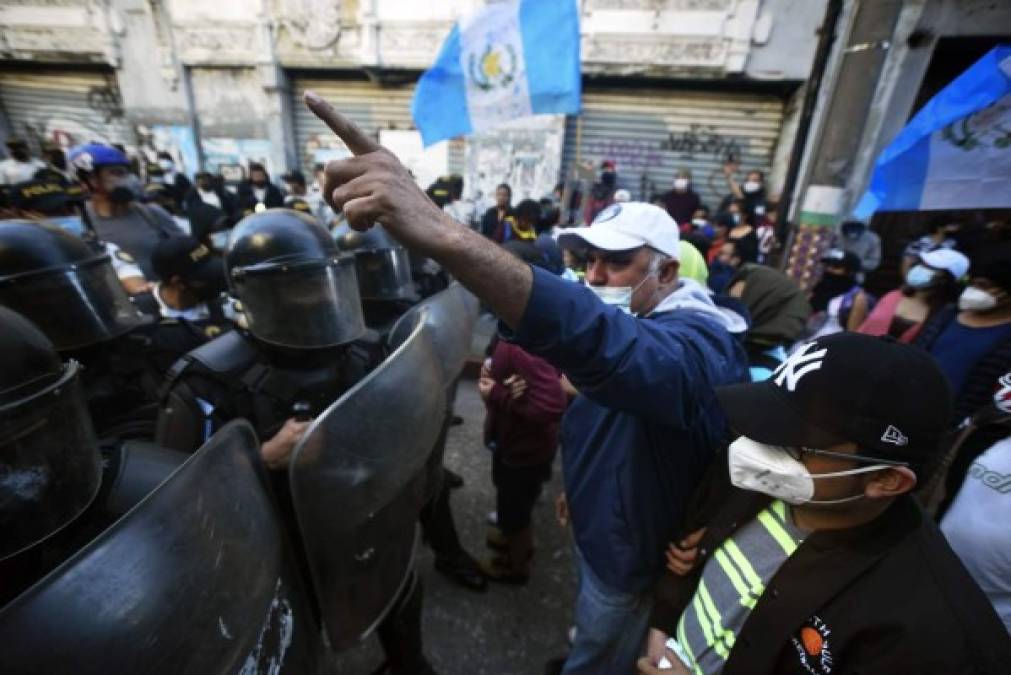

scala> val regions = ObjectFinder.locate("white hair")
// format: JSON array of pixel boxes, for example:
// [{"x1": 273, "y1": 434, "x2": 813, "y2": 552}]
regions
[{"x1": 647, "y1": 249, "x2": 674, "y2": 274}]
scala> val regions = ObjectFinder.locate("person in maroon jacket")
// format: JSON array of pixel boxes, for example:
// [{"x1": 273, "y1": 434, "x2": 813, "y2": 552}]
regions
[{"x1": 478, "y1": 242, "x2": 568, "y2": 584}]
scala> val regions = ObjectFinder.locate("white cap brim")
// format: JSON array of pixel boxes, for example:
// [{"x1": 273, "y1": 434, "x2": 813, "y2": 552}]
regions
[{"x1": 557, "y1": 226, "x2": 645, "y2": 253}]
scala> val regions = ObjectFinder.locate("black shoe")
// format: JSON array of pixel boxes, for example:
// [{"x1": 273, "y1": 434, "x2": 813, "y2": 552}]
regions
[
  {"x1": 444, "y1": 468, "x2": 464, "y2": 489},
  {"x1": 434, "y1": 553, "x2": 488, "y2": 592},
  {"x1": 478, "y1": 555, "x2": 530, "y2": 585},
  {"x1": 544, "y1": 656, "x2": 567, "y2": 675},
  {"x1": 450, "y1": 414, "x2": 464, "y2": 426}
]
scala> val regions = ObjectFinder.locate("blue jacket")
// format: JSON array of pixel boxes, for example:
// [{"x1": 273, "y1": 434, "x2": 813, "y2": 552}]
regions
[{"x1": 507, "y1": 268, "x2": 748, "y2": 592}]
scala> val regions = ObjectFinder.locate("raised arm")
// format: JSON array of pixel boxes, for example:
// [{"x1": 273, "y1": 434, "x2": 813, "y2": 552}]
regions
[{"x1": 305, "y1": 91, "x2": 531, "y2": 328}]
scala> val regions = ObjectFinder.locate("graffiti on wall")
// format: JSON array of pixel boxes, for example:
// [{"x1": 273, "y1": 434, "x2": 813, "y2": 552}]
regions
[
  {"x1": 86, "y1": 75, "x2": 126, "y2": 124},
  {"x1": 659, "y1": 124, "x2": 742, "y2": 161}
]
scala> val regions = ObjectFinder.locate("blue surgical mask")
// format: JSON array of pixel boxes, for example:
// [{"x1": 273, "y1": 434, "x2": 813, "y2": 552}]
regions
[
  {"x1": 47, "y1": 215, "x2": 86, "y2": 235},
  {"x1": 588, "y1": 284, "x2": 633, "y2": 313},
  {"x1": 587, "y1": 274, "x2": 652, "y2": 315},
  {"x1": 905, "y1": 264, "x2": 936, "y2": 289}
]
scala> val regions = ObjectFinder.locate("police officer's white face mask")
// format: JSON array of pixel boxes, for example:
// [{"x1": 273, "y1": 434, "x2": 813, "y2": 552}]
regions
[{"x1": 728, "y1": 436, "x2": 892, "y2": 505}]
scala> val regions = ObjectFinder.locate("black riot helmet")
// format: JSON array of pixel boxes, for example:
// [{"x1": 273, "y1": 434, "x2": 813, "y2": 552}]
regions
[
  {"x1": 336, "y1": 223, "x2": 415, "y2": 302},
  {"x1": 0, "y1": 220, "x2": 143, "y2": 351},
  {"x1": 226, "y1": 208, "x2": 365, "y2": 348},
  {"x1": 0, "y1": 307, "x2": 102, "y2": 561}
]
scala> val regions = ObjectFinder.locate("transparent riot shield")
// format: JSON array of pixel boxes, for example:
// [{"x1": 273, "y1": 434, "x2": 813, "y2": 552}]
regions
[
  {"x1": 288, "y1": 311, "x2": 445, "y2": 651},
  {"x1": 388, "y1": 281, "x2": 479, "y2": 387},
  {"x1": 0, "y1": 421, "x2": 319, "y2": 675}
]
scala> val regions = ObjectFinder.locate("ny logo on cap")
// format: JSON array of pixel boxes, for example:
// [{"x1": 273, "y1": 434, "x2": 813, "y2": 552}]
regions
[
  {"x1": 773, "y1": 342, "x2": 828, "y2": 392},
  {"x1": 881, "y1": 425, "x2": 908, "y2": 446}
]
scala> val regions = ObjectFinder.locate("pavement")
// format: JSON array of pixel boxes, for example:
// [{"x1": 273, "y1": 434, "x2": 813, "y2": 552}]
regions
[{"x1": 331, "y1": 336, "x2": 578, "y2": 674}]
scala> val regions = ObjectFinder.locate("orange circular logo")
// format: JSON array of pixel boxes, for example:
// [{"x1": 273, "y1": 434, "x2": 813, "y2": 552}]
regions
[{"x1": 800, "y1": 626, "x2": 824, "y2": 656}]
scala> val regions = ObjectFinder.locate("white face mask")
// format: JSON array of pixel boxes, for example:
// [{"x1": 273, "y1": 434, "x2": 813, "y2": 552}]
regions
[
  {"x1": 673, "y1": 178, "x2": 689, "y2": 190},
  {"x1": 692, "y1": 218, "x2": 707, "y2": 227},
  {"x1": 728, "y1": 436, "x2": 890, "y2": 505},
  {"x1": 743, "y1": 181, "x2": 762, "y2": 194},
  {"x1": 958, "y1": 286, "x2": 999, "y2": 312},
  {"x1": 587, "y1": 273, "x2": 652, "y2": 315},
  {"x1": 904, "y1": 264, "x2": 936, "y2": 289}
]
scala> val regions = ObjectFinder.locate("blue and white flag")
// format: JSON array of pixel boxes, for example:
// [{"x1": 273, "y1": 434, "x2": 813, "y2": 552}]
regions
[
  {"x1": 411, "y1": 0, "x2": 581, "y2": 147},
  {"x1": 854, "y1": 45, "x2": 1011, "y2": 217}
]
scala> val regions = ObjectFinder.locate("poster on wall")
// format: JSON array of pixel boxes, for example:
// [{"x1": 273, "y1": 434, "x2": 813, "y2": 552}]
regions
[
  {"x1": 201, "y1": 138, "x2": 275, "y2": 183},
  {"x1": 379, "y1": 129, "x2": 450, "y2": 191},
  {"x1": 145, "y1": 125, "x2": 199, "y2": 178},
  {"x1": 465, "y1": 114, "x2": 565, "y2": 212}
]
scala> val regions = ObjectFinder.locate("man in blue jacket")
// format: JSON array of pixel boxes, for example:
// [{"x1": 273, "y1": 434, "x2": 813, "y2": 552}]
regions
[{"x1": 303, "y1": 93, "x2": 749, "y2": 673}]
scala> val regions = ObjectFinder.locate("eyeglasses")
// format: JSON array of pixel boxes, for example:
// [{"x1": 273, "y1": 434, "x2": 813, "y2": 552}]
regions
[{"x1": 782, "y1": 446, "x2": 909, "y2": 467}]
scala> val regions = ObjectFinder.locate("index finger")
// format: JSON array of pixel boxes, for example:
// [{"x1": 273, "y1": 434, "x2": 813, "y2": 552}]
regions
[{"x1": 304, "y1": 90, "x2": 382, "y2": 156}]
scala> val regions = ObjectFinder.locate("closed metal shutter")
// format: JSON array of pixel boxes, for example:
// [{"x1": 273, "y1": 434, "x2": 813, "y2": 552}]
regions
[
  {"x1": 563, "y1": 88, "x2": 785, "y2": 212},
  {"x1": 289, "y1": 74, "x2": 463, "y2": 178},
  {"x1": 0, "y1": 70, "x2": 134, "y2": 152}
]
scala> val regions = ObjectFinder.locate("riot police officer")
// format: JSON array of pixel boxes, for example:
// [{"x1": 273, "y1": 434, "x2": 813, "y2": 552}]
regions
[
  {"x1": 0, "y1": 219, "x2": 228, "y2": 439},
  {"x1": 156, "y1": 208, "x2": 436, "y2": 674},
  {"x1": 339, "y1": 224, "x2": 488, "y2": 592},
  {"x1": 0, "y1": 307, "x2": 185, "y2": 607}
]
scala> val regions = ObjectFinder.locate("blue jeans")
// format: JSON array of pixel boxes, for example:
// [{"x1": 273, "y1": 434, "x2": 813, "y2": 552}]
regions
[{"x1": 563, "y1": 550, "x2": 653, "y2": 674}]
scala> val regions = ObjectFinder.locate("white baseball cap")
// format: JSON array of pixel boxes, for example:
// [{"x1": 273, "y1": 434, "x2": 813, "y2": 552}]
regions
[
  {"x1": 557, "y1": 202, "x2": 680, "y2": 259},
  {"x1": 920, "y1": 248, "x2": 969, "y2": 280}
]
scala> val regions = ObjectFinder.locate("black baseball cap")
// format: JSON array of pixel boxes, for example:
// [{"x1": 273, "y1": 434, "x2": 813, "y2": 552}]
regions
[
  {"x1": 10, "y1": 178, "x2": 84, "y2": 214},
  {"x1": 715, "y1": 332, "x2": 952, "y2": 470},
  {"x1": 151, "y1": 236, "x2": 225, "y2": 288}
]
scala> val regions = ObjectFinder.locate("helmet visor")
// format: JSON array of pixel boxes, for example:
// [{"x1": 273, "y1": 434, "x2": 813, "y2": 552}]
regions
[
  {"x1": 0, "y1": 361, "x2": 102, "y2": 560},
  {"x1": 355, "y1": 248, "x2": 414, "y2": 301},
  {"x1": 0, "y1": 258, "x2": 142, "y2": 351},
  {"x1": 236, "y1": 256, "x2": 365, "y2": 348}
]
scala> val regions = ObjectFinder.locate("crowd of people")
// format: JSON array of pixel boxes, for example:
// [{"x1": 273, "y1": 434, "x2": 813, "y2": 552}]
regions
[
  {"x1": 2, "y1": 92, "x2": 1010, "y2": 675},
  {"x1": 343, "y1": 97, "x2": 1009, "y2": 670}
]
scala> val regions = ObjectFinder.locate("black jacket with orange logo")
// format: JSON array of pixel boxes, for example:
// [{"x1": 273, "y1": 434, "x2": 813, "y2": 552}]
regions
[{"x1": 650, "y1": 460, "x2": 1011, "y2": 674}]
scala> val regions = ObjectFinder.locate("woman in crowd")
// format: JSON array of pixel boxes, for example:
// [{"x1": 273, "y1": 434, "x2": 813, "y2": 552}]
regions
[
  {"x1": 901, "y1": 216, "x2": 959, "y2": 276},
  {"x1": 914, "y1": 244, "x2": 1011, "y2": 425},
  {"x1": 726, "y1": 201, "x2": 758, "y2": 264},
  {"x1": 807, "y1": 248, "x2": 872, "y2": 339},
  {"x1": 857, "y1": 248, "x2": 967, "y2": 343}
]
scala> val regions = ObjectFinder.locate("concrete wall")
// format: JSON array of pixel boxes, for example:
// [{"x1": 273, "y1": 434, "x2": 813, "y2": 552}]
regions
[{"x1": 1, "y1": 0, "x2": 826, "y2": 184}]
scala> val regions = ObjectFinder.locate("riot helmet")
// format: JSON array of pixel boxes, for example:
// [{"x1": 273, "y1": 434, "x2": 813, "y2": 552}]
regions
[
  {"x1": 225, "y1": 208, "x2": 365, "y2": 348},
  {"x1": 336, "y1": 224, "x2": 415, "y2": 302},
  {"x1": 0, "y1": 307, "x2": 102, "y2": 561},
  {"x1": 0, "y1": 220, "x2": 143, "y2": 351}
]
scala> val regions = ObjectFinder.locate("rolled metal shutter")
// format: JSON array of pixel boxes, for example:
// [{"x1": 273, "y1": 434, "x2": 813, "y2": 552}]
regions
[
  {"x1": 289, "y1": 74, "x2": 463, "y2": 177},
  {"x1": 0, "y1": 70, "x2": 134, "y2": 152},
  {"x1": 563, "y1": 88, "x2": 785, "y2": 213}
]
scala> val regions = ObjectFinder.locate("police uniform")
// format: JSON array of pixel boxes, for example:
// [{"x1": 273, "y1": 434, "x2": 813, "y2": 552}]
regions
[
  {"x1": 155, "y1": 209, "x2": 436, "y2": 674},
  {"x1": 0, "y1": 307, "x2": 186, "y2": 608},
  {"x1": 0, "y1": 219, "x2": 227, "y2": 440}
]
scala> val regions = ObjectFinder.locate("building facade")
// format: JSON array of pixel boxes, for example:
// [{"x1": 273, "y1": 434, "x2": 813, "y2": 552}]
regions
[{"x1": 1, "y1": 0, "x2": 826, "y2": 209}]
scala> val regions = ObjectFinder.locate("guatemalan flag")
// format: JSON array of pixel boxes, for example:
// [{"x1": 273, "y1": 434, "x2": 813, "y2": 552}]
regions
[
  {"x1": 411, "y1": 0, "x2": 581, "y2": 147},
  {"x1": 854, "y1": 45, "x2": 1011, "y2": 217}
]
